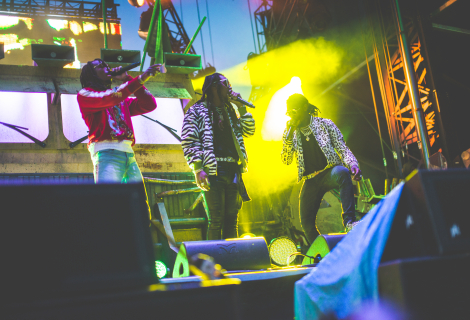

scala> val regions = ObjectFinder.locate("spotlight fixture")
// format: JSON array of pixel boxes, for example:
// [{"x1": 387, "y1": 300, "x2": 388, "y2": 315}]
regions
[
  {"x1": 268, "y1": 236, "x2": 298, "y2": 266},
  {"x1": 240, "y1": 233, "x2": 256, "y2": 238},
  {"x1": 155, "y1": 260, "x2": 168, "y2": 278},
  {"x1": 128, "y1": 0, "x2": 146, "y2": 8}
]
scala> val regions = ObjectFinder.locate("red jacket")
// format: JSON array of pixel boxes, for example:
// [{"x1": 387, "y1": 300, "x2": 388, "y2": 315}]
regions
[{"x1": 77, "y1": 76, "x2": 156, "y2": 146}]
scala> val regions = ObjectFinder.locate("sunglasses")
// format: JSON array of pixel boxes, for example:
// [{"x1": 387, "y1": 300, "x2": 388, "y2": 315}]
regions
[
  {"x1": 213, "y1": 78, "x2": 231, "y2": 88},
  {"x1": 93, "y1": 60, "x2": 110, "y2": 70}
]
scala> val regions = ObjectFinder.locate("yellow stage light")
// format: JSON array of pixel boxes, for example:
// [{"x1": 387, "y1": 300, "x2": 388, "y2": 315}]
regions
[
  {"x1": 262, "y1": 76, "x2": 303, "y2": 141},
  {"x1": 269, "y1": 237, "x2": 298, "y2": 266},
  {"x1": 155, "y1": 260, "x2": 168, "y2": 278},
  {"x1": 240, "y1": 233, "x2": 256, "y2": 238},
  {"x1": 128, "y1": 0, "x2": 146, "y2": 8}
]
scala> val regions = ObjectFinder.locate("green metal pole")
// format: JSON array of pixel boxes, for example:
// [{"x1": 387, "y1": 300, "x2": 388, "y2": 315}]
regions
[
  {"x1": 101, "y1": 0, "x2": 108, "y2": 49},
  {"x1": 155, "y1": 1, "x2": 164, "y2": 64},
  {"x1": 140, "y1": 1, "x2": 160, "y2": 71},
  {"x1": 184, "y1": 16, "x2": 206, "y2": 54}
]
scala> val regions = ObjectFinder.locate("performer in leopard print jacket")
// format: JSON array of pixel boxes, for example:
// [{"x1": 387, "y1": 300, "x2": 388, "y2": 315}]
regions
[
  {"x1": 181, "y1": 73, "x2": 255, "y2": 240},
  {"x1": 281, "y1": 94, "x2": 362, "y2": 243}
]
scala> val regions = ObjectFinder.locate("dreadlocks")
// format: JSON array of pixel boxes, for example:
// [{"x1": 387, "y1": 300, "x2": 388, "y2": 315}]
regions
[
  {"x1": 198, "y1": 73, "x2": 241, "y2": 130},
  {"x1": 80, "y1": 59, "x2": 112, "y2": 91},
  {"x1": 286, "y1": 93, "x2": 320, "y2": 117}
]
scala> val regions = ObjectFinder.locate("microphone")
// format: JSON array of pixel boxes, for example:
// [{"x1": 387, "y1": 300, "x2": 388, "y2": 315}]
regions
[
  {"x1": 231, "y1": 96, "x2": 256, "y2": 108},
  {"x1": 286, "y1": 126, "x2": 296, "y2": 141},
  {"x1": 108, "y1": 61, "x2": 141, "y2": 76}
]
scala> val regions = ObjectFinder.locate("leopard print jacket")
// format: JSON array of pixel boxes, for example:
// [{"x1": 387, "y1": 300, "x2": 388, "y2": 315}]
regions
[
  {"x1": 281, "y1": 116, "x2": 359, "y2": 182},
  {"x1": 181, "y1": 101, "x2": 255, "y2": 176}
]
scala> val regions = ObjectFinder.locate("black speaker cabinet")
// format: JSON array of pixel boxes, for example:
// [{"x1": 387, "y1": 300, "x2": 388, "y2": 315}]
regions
[
  {"x1": 0, "y1": 182, "x2": 157, "y2": 303},
  {"x1": 379, "y1": 254, "x2": 470, "y2": 320},
  {"x1": 382, "y1": 169, "x2": 470, "y2": 262},
  {"x1": 164, "y1": 52, "x2": 202, "y2": 74},
  {"x1": 101, "y1": 49, "x2": 141, "y2": 68},
  {"x1": 173, "y1": 238, "x2": 271, "y2": 277},
  {"x1": 0, "y1": 42, "x2": 4, "y2": 60},
  {"x1": 31, "y1": 44, "x2": 75, "y2": 67}
]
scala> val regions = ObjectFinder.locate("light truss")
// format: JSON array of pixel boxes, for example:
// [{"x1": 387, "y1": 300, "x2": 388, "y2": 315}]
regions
[
  {"x1": 162, "y1": 0, "x2": 194, "y2": 54},
  {"x1": 0, "y1": 0, "x2": 119, "y2": 20},
  {"x1": 388, "y1": 26, "x2": 439, "y2": 150}
]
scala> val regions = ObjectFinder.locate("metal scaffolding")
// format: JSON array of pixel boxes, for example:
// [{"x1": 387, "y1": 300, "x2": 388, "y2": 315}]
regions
[
  {"x1": 0, "y1": 0, "x2": 119, "y2": 20},
  {"x1": 161, "y1": 0, "x2": 195, "y2": 54},
  {"x1": 363, "y1": 0, "x2": 456, "y2": 172}
]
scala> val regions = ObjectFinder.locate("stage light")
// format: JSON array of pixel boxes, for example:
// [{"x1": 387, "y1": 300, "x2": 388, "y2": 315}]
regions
[
  {"x1": 155, "y1": 260, "x2": 168, "y2": 278},
  {"x1": 261, "y1": 76, "x2": 303, "y2": 141},
  {"x1": 128, "y1": 0, "x2": 146, "y2": 8},
  {"x1": 240, "y1": 233, "x2": 256, "y2": 238},
  {"x1": 269, "y1": 237, "x2": 298, "y2": 266}
]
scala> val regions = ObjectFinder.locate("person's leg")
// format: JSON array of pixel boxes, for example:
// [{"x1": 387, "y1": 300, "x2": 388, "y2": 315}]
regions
[
  {"x1": 222, "y1": 172, "x2": 241, "y2": 239},
  {"x1": 92, "y1": 149, "x2": 127, "y2": 183},
  {"x1": 299, "y1": 176, "x2": 326, "y2": 244},
  {"x1": 122, "y1": 153, "x2": 144, "y2": 184},
  {"x1": 322, "y1": 165, "x2": 356, "y2": 227},
  {"x1": 203, "y1": 176, "x2": 226, "y2": 240},
  {"x1": 123, "y1": 152, "x2": 152, "y2": 220}
]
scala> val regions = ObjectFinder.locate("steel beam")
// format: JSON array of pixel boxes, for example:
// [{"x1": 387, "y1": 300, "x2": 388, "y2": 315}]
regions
[
  {"x1": 393, "y1": 0, "x2": 430, "y2": 168},
  {"x1": 0, "y1": 65, "x2": 194, "y2": 99}
]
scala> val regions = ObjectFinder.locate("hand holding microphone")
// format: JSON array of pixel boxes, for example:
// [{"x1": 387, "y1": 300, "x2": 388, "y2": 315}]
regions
[
  {"x1": 285, "y1": 117, "x2": 301, "y2": 141},
  {"x1": 140, "y1": 64, "x2": 164, "y2": 82},
  {"x1": 229, "y1": 90, "x2": 256, "y2": 109},
  {"x1": 109, "y1": 62, "x2": 163, "y2": 82}
]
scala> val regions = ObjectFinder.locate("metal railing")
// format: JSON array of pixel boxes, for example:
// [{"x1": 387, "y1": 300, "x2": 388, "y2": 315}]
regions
[{"x1": 0, "y1": 0, "x2": 119, "y2": 20}]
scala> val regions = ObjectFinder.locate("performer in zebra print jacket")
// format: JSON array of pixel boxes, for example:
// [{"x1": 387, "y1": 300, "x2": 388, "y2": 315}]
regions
[{"x1": 181, "y1": 73, "x2": 255, "y2": 240}]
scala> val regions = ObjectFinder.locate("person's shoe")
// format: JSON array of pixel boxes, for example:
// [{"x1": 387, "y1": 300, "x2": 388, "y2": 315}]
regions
[{"x1": 345, "y1": 220, "x2": 361, "y2": 233}]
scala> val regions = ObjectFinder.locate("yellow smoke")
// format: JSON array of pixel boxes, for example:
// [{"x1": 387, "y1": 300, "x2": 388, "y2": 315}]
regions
[{"x1": 190, "y1": 37, "x2": 347, "y2": 197}]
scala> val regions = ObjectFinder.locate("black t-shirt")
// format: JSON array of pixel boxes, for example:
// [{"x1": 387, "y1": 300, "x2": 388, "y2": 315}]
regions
[
  {"x1": 300, "y1": 131, "x2": 328, "y2": 176},
  {"x1": 212, "y1": 108, "x2": 239, "y2": 161}
]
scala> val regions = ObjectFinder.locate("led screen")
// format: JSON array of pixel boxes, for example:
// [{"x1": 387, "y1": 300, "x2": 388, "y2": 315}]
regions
[{"x1": 0, "y1": 14, "x2": 121, "y2": 67}]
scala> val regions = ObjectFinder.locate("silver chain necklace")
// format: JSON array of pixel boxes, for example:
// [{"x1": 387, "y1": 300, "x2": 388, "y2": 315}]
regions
[{"x1": 300, "y1": 125, "x2": 313, "y2": 141}]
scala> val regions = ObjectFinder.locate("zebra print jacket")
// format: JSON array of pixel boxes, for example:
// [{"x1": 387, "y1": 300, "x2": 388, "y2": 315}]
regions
[
  {"x1": 281, "y1": 116, "x2": 359, "y2": 182},
  {"x1": 181, "y1": 101, "x2": 255, "y2": 176}
]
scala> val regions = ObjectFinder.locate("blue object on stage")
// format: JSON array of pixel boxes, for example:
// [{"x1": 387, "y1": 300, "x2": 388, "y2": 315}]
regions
[{"x1": 294, "y1": 182, "x2": 405, "y2": 320}]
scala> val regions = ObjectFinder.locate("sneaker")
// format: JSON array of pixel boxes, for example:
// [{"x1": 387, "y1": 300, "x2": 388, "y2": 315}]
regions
[{"x1": 345, "y1": 220, "x2": 361, "y2": 233}]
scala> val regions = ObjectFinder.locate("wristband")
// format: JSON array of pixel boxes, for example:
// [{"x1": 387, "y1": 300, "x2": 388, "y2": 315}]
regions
[
  {"x1": 193, "y1": 168, "x2": 204, "y2": 175},
  {"x1": 138, "y1": 75, "x2": 147, "y2": 85}
]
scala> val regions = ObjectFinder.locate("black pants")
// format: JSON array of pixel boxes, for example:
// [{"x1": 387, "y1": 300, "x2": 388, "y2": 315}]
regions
[
  {"x1": 299, "y1": 166, "x2": 356, "y2": 244},
  {"x1": 203, "y1": 163, "x2": 241, "y2": 240}
]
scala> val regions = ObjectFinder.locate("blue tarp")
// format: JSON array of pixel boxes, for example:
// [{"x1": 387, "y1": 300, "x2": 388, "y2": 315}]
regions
[{"x1": 294, "y1": 183, "x2": 405, "y2": 319}]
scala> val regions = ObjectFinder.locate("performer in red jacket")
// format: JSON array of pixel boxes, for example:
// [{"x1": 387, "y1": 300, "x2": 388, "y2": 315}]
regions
[{"x1": 77, "y1": 59, "x2": 160, "y2": 208}]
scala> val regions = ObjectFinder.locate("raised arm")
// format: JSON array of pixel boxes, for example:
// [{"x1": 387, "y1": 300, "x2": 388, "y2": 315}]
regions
[
  {"x1": 129, "y1": 64, "x2": 161, "y2": 116},
  {"x1": 281, "y1": 123, "x2": 296, "y2": 165},
  {"x1": 78, "y1": 64, "x2": 161, "y2": 115},
  {"x1": 77, "y1": 77, "x2": 143, "y2": 114},
  {"x1": 128, "y1": 84, "x2": 157, "y2": 116},
  {"x1": 239, "y1": 108, "x2": 255, "y2": 137}
]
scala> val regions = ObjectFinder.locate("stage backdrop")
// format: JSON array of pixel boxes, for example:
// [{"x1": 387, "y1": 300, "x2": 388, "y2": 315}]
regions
[{"x1": 0, "y1": 14, "x2": 121, "y2": 67}]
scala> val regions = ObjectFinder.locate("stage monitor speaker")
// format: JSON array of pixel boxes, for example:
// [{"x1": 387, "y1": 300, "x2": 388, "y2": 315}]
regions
[
  {"x1": 378, "y1": 254, "x2": 470, "y2": 320},
  {"x1": 101, "y1": 49, "x2": 141, "y2": 68},
  {"x1": 0, "y1": 42, "x2": 4, "y2": 60},
  {"x1": 173, "y1": 237, "x2": 271, "y2": 278},
  {"x1": 301, "y1": 234, "x2": 345, "y2": 265},
  {"x1": 31, "y1": 44, "x2": 75, "y2": 67},
  {"x1": 164, "y1": 52, "x2": 202, "y2": 74},
  {"x1": 382, "y1": 169, "x2": 470, "y2": 262},
  {"x1": 0, "y1": 182, "x2": 157, "y2": 303}
]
